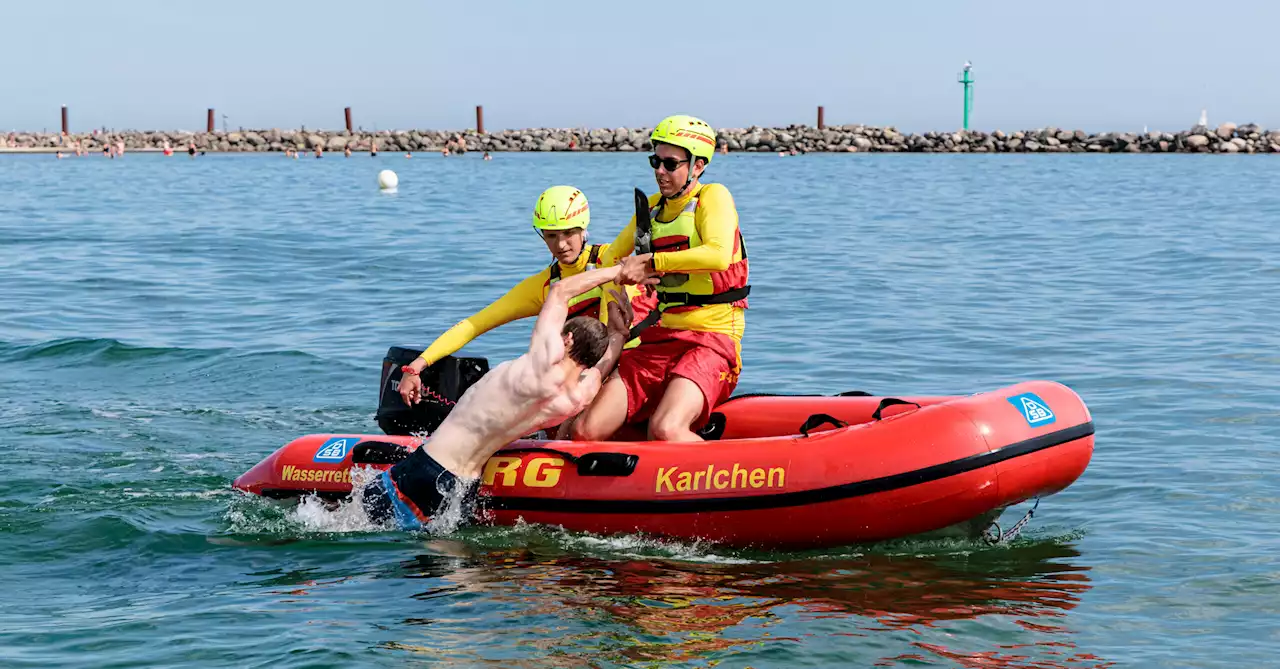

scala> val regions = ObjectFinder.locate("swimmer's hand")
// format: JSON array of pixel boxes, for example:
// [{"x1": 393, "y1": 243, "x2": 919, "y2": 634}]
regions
[
  {"x1": 399, "y1": 372, "x2": 424, "y2": 406},
  {"x1": 606, "y1": 288, "x2": 633, "y2": 339}
]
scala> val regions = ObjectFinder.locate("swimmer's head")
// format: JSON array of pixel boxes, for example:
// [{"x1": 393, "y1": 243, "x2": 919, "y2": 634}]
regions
[{"x1": 561, "y1": 317, "x2": 609, "y2": 369}]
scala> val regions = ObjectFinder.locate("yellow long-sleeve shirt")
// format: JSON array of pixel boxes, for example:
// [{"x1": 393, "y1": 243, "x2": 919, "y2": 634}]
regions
[
  {"x1": 418, "y1": 243, "x2": 635, "y2": 366},
  {"x1": 601, "y1": 183, "x2": 746, "y2": 343}
]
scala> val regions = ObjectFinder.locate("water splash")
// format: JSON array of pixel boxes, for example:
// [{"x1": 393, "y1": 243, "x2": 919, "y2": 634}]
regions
[{"x1": 424, "y1": 476, "x2": 479, "y2": 535}]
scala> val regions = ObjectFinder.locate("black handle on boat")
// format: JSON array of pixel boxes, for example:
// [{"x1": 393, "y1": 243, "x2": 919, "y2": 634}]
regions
[
  {"x1": 871, "y1": 398, "x2": 922, "y2": 421},
  {"x1": 351, "y1": 440, "x2": 413, "y2": 465},
  {"x1": 799, "y1": 413, "x2": 849, "y2": 437}
]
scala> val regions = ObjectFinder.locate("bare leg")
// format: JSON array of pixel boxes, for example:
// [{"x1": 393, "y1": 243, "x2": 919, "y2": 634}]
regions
[
  {"x1": 647, "y1": 377, "x2": 707, "y2": 443},
  {"x1": 571, "y1": 374, "x2": 629, "y2": 441}
]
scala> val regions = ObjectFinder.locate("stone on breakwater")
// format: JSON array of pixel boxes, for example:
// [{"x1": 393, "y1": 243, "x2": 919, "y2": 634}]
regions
[{"x1": 1185, "y1": 135, "x2": 1210, "y2": 149}]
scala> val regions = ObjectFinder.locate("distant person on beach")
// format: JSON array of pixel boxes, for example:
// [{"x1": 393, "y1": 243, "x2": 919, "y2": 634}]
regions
[
  {"x1": 117, "y1": 140, "x2": 125, "y2": 157},
  {"x1": 56, "y1": 152, "x2": 64, "y2": 159},
  {"x1": 315, "y1": 146, "x2": 323, "y2": 158},
  {"x1": 188, "y1": 143, "x2": 196, "y2": 158},
  {"x1": 483, "y1": 151, "x2": 492, "y2": 161},
  {"x1": 344, "y1": 147, "x2": 352, "y2": 158},
  {"x1": 442, "y1": 147, "x2": 450, "y2": 157},
  {"x1": 406, "y1": 151, "x2": 412, "y2": 159},
  {"x1": 364, "y1": 263, "x2": 653, "y2": 529},
  {"x1": 104, "y1": 145, "x2": 112, "y2": 158},
  {"x1": 371, "y1": 140, "x2": 378, "y2": 157},
  {"x1": 719, "y1": 142, "x2": 728, "y2": 155},
  {"x1": 571, "y1": 115, "x2": 749, "y2": 443}
]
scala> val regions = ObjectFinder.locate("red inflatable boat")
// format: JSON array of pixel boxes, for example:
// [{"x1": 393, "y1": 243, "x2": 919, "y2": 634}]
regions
[{"x1": 234, "y1": 380, "x2": 1093, "y2": 549}]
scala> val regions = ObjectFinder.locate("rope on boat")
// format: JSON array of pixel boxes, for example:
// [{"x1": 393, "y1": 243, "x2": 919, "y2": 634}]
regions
[{"x1": 982, "y1": 497, "x2": 1040, "y2": 545}]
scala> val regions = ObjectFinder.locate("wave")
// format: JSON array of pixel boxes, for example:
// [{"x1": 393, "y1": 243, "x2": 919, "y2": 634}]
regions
[{"x1": 0, "y1": 337, "x2": 330, "y2": 367}]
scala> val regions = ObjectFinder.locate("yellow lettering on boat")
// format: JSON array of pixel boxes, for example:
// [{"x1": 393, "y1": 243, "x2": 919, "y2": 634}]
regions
[
  {"x1": 523, "y1": 457, "x2": 563, "y2": 488},
  {"x1": 654, "y1": 463, "x2": 787, "y2": 495},
  {"x1": 483, "y1": 456, "x2": 522, "y2": 486},
  {"x1": 656, "y1": 466, "x2": 677, "y2": 492},
  {"x1": 481, "y1": 456, "x2": 565, "y2": 488},
  {"x1": 279, "y1": 465, "x2": 350, "y2": 484}
]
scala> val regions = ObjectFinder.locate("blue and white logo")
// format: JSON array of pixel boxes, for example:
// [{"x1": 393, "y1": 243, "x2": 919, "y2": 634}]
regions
[
  {"x1": 1006, "y1": 393, "x2": 1056, "y2": 427},
  {"x1": 314, "y1": 437, "x2": 355, "y2": 463}
]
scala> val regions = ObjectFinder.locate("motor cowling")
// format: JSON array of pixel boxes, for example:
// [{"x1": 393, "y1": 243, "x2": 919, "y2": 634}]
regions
[{"x1": 376, "y1": 347, "x2": 489, "y2": 435}]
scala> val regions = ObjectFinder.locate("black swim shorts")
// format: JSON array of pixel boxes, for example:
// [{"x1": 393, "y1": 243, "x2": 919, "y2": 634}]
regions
[{"x1": 361, "y1": 448, "x2": 476, "y2": 529}]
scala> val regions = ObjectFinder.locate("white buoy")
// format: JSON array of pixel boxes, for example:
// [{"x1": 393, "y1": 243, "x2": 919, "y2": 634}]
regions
[{"x1": 377, "y1": 169, "x2": 399, "y2": 191}]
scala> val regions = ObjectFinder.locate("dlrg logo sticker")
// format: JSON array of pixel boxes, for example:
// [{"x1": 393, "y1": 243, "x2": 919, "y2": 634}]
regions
[
  {"x1": 1006, "y1": 393, "x2": 1056, "y2": 427},
  {"x1": 314, "y1": 437, "x2": 355, "y2": 463}
]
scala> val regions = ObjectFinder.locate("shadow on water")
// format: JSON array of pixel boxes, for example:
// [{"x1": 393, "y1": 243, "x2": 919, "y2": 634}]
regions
[{"x1": 369, "y1": 537, "x2": 1110, "y2": 668}]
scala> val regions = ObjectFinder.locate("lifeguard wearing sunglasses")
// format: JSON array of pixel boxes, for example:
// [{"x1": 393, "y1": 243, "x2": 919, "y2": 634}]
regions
[{"x1": 569, "y1": 114, "x2": 751, "y2": 444}]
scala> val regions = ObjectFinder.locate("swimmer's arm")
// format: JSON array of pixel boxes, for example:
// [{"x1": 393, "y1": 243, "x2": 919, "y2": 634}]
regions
[
  {"x1": 575, "y1": 287, "x2": 630, "y2": 401},
  {"x1": 597, "y1": 282, "x2": 641, "y2": 326},
  {"x1": 414, "y1": 273, "x2": 545, "y2": 369},
  {"x1": 597, "y1": 332, "x2": 626, "y2": 377},
  {"x1": 528, "y1": 265, "x2": 624, "y2": 371}
]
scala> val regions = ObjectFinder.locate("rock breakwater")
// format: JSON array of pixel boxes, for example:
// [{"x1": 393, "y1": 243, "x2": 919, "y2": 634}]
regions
[{"x1": 4, "y1": 122, "x2": 1279, "y2": 154}]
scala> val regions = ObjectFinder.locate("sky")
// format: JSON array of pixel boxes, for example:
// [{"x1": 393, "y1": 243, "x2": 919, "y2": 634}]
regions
[{"x1": 5, "y1": 0, "x2": 1280, "y2": 134}]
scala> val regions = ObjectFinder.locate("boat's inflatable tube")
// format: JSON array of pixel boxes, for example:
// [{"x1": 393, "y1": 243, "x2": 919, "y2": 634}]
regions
[{"x1": 234, "y1": 380, "x2": 1093, "y2": 548}]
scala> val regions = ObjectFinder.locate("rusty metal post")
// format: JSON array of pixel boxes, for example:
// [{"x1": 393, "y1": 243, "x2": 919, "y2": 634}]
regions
[
  {"x1": 476, "y1": 105, "x2": 484, "y2": 134},
  {"x1": 817, "y1": 105, "x2": 825, "y2": 130},
  {"x1": 61, "y1": 105, "x2": 68, "y2": 134},
  {"x1": 344, "y1": 107, "x2": 352, "y2": 132},
  {"x1": 207, "y1": 109, "x2": 215, "y2": 133}
]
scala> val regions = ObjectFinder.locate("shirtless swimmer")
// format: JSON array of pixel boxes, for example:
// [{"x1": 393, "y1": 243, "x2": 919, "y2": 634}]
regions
[{"x1": 362, "y1": 258, "x2": 656, "y2": 528}]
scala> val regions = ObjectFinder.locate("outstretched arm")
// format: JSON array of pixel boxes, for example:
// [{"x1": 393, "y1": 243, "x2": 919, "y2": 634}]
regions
[
  {"x1": 399, "y1": 272, "x2": 544, "y2": 405},
  {"x1": 413, "y1": 273, "x2": 546, "y2": 370},
  {"x1": 594, "y1": 288, "x2": 633, "y2": 374},
  {"x1": 528, "y1": 264, "x2": 623, "y2": 371},
  {"x1": 570, "y1": 288, "x2": 633, "y2": 404}
]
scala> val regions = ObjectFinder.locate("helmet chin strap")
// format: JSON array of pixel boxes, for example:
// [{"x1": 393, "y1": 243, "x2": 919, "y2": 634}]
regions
[
  {"x1": 674, "y1": 154, "x2": 701, "y2": 199},
  {"x1": 572, "y1": 229, "x2": 590, "y2": 263}
]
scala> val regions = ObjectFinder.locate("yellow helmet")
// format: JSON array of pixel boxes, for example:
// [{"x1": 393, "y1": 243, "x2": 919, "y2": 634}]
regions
[
  {"x1": 650, "y1": 115, "x2": 717, "y2": 163},
  {"x1": 532, "y1": 185, "x2": 590, "y2": 231}
]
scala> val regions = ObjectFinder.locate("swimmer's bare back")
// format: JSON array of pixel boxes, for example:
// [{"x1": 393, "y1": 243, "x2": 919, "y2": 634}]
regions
[{"x1": 419, "y1": 259, "x2": 655, "y2": 479}]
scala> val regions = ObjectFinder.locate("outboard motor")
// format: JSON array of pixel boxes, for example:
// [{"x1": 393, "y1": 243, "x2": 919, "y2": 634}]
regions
[{"x1": 376, "y1": 347, "x2": 489, "y2": 435}]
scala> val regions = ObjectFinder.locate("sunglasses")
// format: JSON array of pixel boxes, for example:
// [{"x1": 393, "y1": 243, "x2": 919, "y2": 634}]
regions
[{"x1": 648, "y1": 154, "x2": 689, "y2": 171}]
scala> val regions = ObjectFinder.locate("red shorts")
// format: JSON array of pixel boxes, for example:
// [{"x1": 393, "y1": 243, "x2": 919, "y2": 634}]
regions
[{"x1": 618, "y1": 328, "x2": 741, "y2": 428}]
